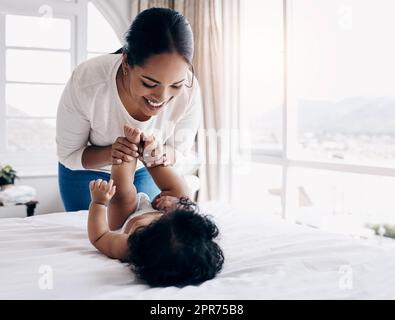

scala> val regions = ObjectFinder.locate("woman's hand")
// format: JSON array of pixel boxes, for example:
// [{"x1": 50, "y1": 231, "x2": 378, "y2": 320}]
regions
[
  {"x1": 139, "y1": 133, "x2": 172, "y2": 167},
  {"x1": 111, "y1": 136, "x2": 140, "y2": 165}
]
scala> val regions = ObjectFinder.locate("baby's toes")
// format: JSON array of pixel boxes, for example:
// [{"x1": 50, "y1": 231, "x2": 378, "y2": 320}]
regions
[
  {"x1": 130, "y1": 128, "x2": 141, "y2": 144},
  {"x1": 123, "y1": 125, "x2": 135, "y2": 142},
  {"x1": 124, "y1": 125, "x2": 141, "y2": 145}
]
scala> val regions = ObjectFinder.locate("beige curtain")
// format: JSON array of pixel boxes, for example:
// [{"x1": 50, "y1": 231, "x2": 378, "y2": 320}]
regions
[{"x1": 128, "y1": 0, "x2": 240, "y2": 202}]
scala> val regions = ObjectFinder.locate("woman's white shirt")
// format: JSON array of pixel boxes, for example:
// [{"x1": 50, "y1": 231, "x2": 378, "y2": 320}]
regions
[{"x1": 56, "y1": 54, "x2": 202, "y2": 173}]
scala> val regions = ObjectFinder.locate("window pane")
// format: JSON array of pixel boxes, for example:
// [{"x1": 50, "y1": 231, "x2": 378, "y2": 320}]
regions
[
  {"x1": 291, "y1": 0, "x2": 395, "y2": 167},
  {"x1": 6, "y1": 14, "x2": 71, "y2": 49},
  {"x1": 232, "y1": 162, "x2": 282, "y2": 215},
  {"x1": 6, "y1": 49, "x2": 70, "y2": 83},
  {"x1": 6, "y1": 84, "x2": 64, "y2": 118},
  {"x1": 87, "y1": 2, "x2": 122, "y2": 53},
  {"x1": 7, "y1": 119, "x2": 56, "y2": 152},
  {"x1": 240, "y1": 0, "x2": 284, "y2": 156},
  {"x1": 287, "y1": 167, "x2": 395, "y2": 238}
]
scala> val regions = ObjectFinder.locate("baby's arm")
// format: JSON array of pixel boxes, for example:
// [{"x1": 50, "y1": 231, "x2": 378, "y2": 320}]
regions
[
  {"x1": 147, "y1": 164, "x2": 192, "y2": 202},
  {"x1": 140, "y1": 134, "x2": 192, "y2": 199},
  {"x1": 88, "y1": 179, "x2": 129, "y2": 261},
  {"x1": 148, "y1": 165, "x2": 197, "y2": 212}
]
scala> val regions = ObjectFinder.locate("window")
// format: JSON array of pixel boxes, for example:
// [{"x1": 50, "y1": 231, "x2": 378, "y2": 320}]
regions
[
  {"x1": 232, "y1": 162, "x2": 283, "y2": 216},
  {"x1": 237, "y1": 0, "x2": 395, "y2": 238},
  {"x1": 0, "y1": 0, "x2": 121, "y2": 175},
  {"x1": 287, "y1": 168, "x2": 395, "y2": 237},
  {"x1": 289, "y1": 0, "x2": 395, "y2": 168},
  {"x1": 0, "y1": 2, "x2": 76, "y2": 175},
  {"x1": 285, "y1": 0, "x2": 395, "y2": 235},
  {"x1": 236, "y1": 0, "x2": 284, "y2": 218},
  {"x1": 239, "y1": 0, "x2": 284, "y2": 157}
]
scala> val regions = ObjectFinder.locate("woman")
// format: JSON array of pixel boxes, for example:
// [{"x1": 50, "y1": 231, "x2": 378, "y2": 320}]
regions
[{"x1": 56, "y1": 8, "x2": 202, "y2": 211}]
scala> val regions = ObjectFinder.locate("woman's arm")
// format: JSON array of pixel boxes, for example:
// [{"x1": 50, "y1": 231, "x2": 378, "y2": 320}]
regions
[
  {"x1": 56, "y1": 72, "x2": 91, "y2": 170},
  {"x1": 82, "y1": 145, "x2": 112, "y2": 169},
  {"x1": 81, "y1": 137, "x2": 140, "y2": 169},
  {"x1": 57, "y1": 71, "x2": 139, "y2": 170}
]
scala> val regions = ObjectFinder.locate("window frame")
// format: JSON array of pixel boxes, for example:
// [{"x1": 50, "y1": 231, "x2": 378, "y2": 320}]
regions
[{"x1": 0, "y1": 0, "x2": 87, "y2": 176}]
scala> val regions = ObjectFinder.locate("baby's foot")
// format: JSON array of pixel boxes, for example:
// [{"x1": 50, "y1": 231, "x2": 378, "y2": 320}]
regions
[{"x1": 124, "y1": 125, "x2": 141, "y2": 145}]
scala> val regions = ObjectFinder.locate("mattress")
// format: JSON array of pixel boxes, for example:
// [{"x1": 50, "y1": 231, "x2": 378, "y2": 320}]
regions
[{"x1": 0, "y1": 201, "x2": 394, "y2": 299}]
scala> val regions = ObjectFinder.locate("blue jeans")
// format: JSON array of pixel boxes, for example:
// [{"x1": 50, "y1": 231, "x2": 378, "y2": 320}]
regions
[{"x1": 58, "y1": 162, "x2": 160, "y2": 212}]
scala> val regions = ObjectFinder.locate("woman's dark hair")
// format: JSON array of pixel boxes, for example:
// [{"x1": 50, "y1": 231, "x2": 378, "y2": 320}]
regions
[
  {"x1": 127, "y1": 200, "x2": 224, "y2": 287},
  {"x1": 113, "y1": 7, "x2": 195, "y2": 87}
]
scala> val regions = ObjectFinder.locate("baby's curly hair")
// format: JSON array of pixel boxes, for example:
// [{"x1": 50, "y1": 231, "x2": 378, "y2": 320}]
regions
[{"x1": 127, "y1": 199, "x2": 224, "y2": 287}]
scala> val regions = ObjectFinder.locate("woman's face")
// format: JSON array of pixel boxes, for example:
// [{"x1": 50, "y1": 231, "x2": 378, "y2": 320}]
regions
[{"x1": 122, "y1": 52, "x2": 189, "y2": 119}]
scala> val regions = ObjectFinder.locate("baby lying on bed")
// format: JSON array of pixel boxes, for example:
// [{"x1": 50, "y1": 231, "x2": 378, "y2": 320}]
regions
[{"x1": 87, "y1": 125, "x2": 224, "y2": 287}]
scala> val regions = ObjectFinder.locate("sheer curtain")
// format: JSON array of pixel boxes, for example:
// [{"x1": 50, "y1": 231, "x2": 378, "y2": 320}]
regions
[
  {"x1": 92, "y1": 0, "x2": 240, "y2": 202},
  {"x1": 91, "y1": 0, "x2": 131, "y2": 41},
  {"x1": 176, "y1": 0, "x2": 240, "y2": 202}
]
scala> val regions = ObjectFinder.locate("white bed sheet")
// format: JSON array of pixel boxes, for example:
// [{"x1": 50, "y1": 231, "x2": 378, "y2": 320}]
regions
[{"x1": 0, "y1": 201, "x2": 394, "y2": 300}]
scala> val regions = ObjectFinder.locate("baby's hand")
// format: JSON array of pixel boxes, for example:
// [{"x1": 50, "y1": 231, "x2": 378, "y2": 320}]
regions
[
  {"x1": 153, "y1": 195, "x2": 180, "y2": 213},
  {"x1": 89, "y1": 179, "x2": 116, "y2": 206}
]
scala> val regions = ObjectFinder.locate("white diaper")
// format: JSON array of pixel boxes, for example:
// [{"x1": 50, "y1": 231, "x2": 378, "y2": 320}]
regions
[{"x1": 120, "y1": 192, "x2": 159, "y2": 233}]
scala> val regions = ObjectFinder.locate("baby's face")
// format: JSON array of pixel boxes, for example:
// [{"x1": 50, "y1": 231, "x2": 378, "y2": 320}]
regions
[{"x1": 127, "y1": 212, "x2": 163, "y2": 234}]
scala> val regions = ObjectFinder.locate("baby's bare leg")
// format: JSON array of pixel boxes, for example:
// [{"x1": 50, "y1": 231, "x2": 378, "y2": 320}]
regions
[
  {"x1": 108, "y1": 127, "x2": 141, "y2": 231},
  {"x1": 107, "y1": 160, "x2": 137, "y2": 230}
]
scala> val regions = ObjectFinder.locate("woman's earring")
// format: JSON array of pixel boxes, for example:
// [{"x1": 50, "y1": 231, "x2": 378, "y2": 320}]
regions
[{"x1": 123, "y1": 69, "x2": 128, "y2": 76}]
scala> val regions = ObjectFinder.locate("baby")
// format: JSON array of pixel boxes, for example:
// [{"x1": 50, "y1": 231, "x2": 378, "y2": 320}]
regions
[{"x1": 87, "y1": 125, "x2": 224, "y2": 287}]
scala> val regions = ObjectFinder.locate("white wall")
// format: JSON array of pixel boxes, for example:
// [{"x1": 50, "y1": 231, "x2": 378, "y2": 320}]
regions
[{"x1": 0, "y1": 176, "x2": 64, "y2": 218}]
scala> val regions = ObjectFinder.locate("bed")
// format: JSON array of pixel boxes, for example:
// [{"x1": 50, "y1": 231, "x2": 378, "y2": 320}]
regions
[{"x1": 1, "y1": 201, "x2": 394, "y2": 300}]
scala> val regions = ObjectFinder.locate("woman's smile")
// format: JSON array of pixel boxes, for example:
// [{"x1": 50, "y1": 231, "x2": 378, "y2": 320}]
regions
[
  {"x1": 142, "y1": 96, "x2": 175, "y2": 111},
  {"x1": 143, "y1": 96, "x2": 166, "y2": 110}
]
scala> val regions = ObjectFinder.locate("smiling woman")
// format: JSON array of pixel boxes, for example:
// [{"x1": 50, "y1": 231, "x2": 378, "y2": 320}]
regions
[
  {"x1": 56, "y1": 8, "x2": 203, "y2": 212},
  {"x1": 115, "y1": 52, "x2": 190, "y2": 122}
]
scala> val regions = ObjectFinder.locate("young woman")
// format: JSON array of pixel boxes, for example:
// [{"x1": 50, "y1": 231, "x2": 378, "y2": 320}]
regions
[{"x1": 57, "y1": 8, "x2": 202, "y2": 211}]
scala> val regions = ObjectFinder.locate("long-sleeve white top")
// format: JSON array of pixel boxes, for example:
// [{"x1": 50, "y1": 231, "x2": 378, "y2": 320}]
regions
[{"x1": 56, "y1": 54, "x2": 202, "y2": 174}]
